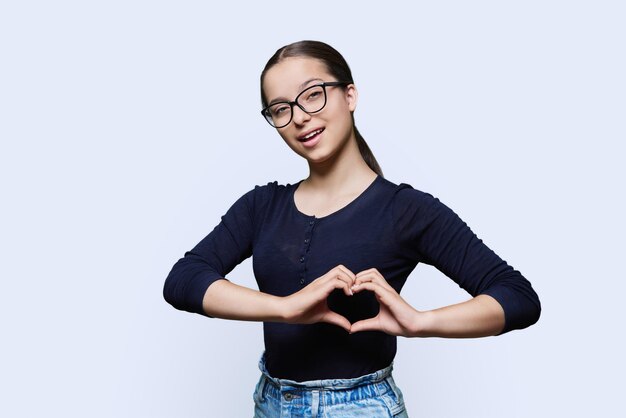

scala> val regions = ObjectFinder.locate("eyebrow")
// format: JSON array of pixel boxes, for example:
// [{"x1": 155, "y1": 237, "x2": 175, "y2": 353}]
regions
[{"x1": 268, "y1": 78, "x2": 324, "y2": 106}]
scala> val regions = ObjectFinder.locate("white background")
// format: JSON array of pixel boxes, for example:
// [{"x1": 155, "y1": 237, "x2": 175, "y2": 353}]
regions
[{"x1": 1, "y1": 1, "x2": 624, "y2": 417}]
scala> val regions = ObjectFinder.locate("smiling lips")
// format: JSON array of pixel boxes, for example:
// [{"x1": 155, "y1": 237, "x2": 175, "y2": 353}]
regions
[{"x1": 298, "y1": 127, "x2": 325, "y2": 142}]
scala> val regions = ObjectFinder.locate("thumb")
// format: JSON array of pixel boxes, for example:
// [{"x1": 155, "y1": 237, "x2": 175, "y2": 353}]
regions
[
  {"x1": 350, "y1": 316, "x2": 381, "y2": 334},
  {"x1": 322, "y1": 311, "x2": 352, "y2": 333}
]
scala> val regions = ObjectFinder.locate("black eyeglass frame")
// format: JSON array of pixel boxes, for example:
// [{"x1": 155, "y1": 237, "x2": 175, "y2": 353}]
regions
[{"x1": 261, "y1": 81, "x2": 351, "y2": 128}]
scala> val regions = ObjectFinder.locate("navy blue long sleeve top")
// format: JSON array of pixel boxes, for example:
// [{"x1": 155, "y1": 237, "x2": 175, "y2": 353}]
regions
[{"x1": 163, "y1": 175, "x2": 541, "y2": 381}]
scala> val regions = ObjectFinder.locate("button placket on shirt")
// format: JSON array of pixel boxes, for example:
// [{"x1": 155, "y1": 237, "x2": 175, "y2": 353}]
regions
[{"x1": 299, "y1": 218, "x2": 316, "y2": 286}]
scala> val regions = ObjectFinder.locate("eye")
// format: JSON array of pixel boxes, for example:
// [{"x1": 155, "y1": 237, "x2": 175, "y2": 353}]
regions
[
  {"x1": 271, "y1": 104, "x2": 289, "y2": 116},
  {"x1": 303, "y1": 87, "x2": 324, "y2": 103}
]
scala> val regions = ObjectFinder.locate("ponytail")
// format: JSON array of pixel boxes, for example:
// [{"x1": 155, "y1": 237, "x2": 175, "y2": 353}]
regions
[{"x1": 353, "y1": 119, "x2": 383, "y2": 177}]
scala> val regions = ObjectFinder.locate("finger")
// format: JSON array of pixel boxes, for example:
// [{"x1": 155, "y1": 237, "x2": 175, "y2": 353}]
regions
[
  {"x1": 351, "y1": 281, "x2": 393, "y2": 303},
  {"x1": 324, "y1": 275, "x2": 354, "y2": 297},
  {"x1": 336, "y1": 264, "x2": 356, "y2": 282},
  {"x1": 353, "y1": 271, "x2": 395, "y2": 292},
  {"x1": 338, "y1": 267, "x2": 357, "y2": 287},
  {"x1": 359, "y1": 270, "x2": 393, "y2": 288},
  {"x1": 325, "y1": 270, "x2": 355, "y2": 290},
  {"x1": 353, "y1": 271, "x2": 371, "y2": 287},
  {"x1": 355, "y1": 267, "x2": 383, "y2": 280},
  {"x1": 355, "y1": 267, "x2": 375, "y2": 277},
  {"x1": 322, "y1": 310, "x2": 352, "y2": 332},
  {"x1": 350, "y1": 316, "x2": 381, "y2": 333}
]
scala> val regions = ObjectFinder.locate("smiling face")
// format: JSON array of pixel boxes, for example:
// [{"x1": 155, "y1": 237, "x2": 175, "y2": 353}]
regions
[{"x1": 262, "y1": 57, "x2": 358, "y2": 164}]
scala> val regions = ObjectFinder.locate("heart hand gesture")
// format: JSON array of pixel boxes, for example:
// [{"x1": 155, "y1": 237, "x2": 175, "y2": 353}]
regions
[{"x1": 281, "y1": 265, "x2": 424, "y2": 337}]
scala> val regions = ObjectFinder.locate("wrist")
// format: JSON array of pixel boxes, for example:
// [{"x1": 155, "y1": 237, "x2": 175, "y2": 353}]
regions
[
  {"x1": 409, "y1": 309, "x2": 437, "y2": 337},
  {"x1": 277, "y1": 295, "x2": 294, "y2": 323}
]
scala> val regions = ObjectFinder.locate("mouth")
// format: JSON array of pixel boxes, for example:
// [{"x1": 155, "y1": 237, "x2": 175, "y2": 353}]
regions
[{"x1": 298, "y1": 127, "x2": 325, "y2": 143}]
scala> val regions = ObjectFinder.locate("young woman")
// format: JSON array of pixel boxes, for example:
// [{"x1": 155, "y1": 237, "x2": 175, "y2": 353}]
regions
[{"x1": 163, "y1": 40, "x2": 541, "y2": 417}]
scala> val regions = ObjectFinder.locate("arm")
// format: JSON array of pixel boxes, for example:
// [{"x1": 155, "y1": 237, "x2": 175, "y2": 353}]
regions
[
  {"x1": 349, "y1": 269, "x2": 505, "y2": 338},
  {"x1": 163, "y1": 185, "x2": 262, "y2": 317},
  {"x1": 392, "y1": 186, "x2": 541, "y2": 336},
  {"x1": 201, "y1": 278, "x2": 286, "y2": 322},
  {"x1": 413, "y1": 294, "x2": 505, "y2": 338},
  {"x1": 201, "y1": 265, "x2": 358, "y2": 332}
]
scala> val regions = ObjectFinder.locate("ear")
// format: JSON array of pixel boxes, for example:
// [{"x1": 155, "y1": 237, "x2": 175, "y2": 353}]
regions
[{"x1": 344, "y1": 84, "x2": 358, "y2": 112}]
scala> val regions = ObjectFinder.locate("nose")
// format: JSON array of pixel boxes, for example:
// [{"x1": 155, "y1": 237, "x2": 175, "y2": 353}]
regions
[{"x1": 291, "y1": 105, "x2": 311, "y2": 125}]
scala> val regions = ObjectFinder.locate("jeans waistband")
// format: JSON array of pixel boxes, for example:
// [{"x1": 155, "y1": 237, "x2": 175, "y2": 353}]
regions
[{"x1": 257, "y1": 351, "x2": 394, "y2": 390}]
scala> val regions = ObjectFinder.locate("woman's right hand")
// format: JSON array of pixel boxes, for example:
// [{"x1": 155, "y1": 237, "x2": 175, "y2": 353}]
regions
[{"x1": 281, "y1": 265, "x2": 356, "y2": 332}]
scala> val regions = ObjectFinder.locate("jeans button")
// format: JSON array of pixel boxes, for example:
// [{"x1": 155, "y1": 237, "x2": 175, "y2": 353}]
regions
[{"x1": 283, "y1": 392, "x2": 293, "y2": 401}]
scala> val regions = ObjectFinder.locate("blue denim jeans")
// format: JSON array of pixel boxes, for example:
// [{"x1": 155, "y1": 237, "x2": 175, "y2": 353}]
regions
[{"x1": 252, "y1": 351, "x2": 409, "y2": 417}]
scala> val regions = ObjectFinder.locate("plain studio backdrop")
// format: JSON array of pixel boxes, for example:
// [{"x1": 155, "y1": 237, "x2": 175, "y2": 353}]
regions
[{"x1": 1, "y1": 1, "x2": 624, "y2": 417}]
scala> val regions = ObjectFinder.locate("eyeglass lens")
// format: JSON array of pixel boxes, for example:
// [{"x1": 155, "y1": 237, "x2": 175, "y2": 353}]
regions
[{"x1": 265, "y1": 85, "x2": 326, "y2": 128}]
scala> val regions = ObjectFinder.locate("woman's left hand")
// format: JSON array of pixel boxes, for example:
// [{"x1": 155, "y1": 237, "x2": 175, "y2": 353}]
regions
[{"x1": 349, "y1": 268, "x2": 426, "y2": 337}]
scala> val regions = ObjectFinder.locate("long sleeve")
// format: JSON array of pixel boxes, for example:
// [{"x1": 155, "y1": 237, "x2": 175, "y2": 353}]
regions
[
  {"x1": 163, "y1": 185, "x2": 261, "y2": 317},
  {"x1": 392, "y1": 185, "x2": 541, "y2": 335}
]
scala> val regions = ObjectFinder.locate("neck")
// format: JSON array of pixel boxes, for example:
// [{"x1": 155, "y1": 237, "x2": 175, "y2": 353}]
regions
[{"x1": 302, "y1": 134, "x2": 377, "y2": 196}]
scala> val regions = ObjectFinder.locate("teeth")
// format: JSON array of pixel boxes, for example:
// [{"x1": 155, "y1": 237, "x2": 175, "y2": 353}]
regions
[{"x1": 303, "y1": 129, "x2": 322, "y2": 140}]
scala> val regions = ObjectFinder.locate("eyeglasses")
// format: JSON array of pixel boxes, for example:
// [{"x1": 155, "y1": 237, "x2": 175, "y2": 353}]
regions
[{"x1": 261, "y1": 81, "x2": 350, "y2": 128}]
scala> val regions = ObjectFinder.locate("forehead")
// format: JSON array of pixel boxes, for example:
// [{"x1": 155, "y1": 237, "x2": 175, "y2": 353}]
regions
[{"x1": 263, "y1": 57, "x2": 332, "y2": 101}]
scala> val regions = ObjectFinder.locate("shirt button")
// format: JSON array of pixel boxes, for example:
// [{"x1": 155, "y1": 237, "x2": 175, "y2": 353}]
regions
[
  {"x1": 300, "y1": 257, "x2": 304, "y2": 262},
  {"x1": 304, "y1": 239, "x2": 308, "y2": 243},
  {"x1": 300, "y1": 279, "x2": 305, "y2": 285},
  {"x1": 309, "y1": 220, "x2": 314, "y2": 225},
  {"x1": 284, "y1": 392, "x2": 294, "y2": 401}
]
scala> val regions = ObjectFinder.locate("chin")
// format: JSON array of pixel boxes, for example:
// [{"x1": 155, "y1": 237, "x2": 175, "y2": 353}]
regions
[{"x1": 302, "y1": 146, "x2": 340, "y2": 165}]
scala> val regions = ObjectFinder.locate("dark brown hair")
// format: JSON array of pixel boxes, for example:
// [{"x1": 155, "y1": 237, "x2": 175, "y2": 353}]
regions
[{"x1": 260, "y1": 40, "x2": 383, "y2": 177}]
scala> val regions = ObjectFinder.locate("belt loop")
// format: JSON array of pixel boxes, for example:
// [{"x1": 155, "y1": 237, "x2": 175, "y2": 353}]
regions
[
  {"x1": 311, "y1": 389, "x2": 320, "y2": 418},
  {"x1": 386, "y1": 375, "x2": 401, "y2": 401},
  {"x1": 254, "y1": 376, "x2": 267, "y2": 403}
]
